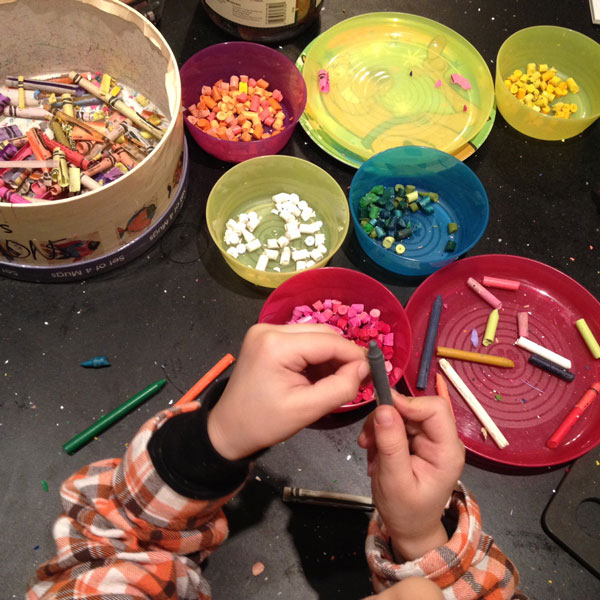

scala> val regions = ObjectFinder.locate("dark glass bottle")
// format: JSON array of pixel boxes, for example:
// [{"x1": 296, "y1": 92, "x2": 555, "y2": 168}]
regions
[{"x1": 200, "y1": 0, "x2": 323, "y2": 43}]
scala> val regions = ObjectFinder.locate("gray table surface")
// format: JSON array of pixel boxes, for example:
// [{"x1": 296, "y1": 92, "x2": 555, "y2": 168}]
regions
[{"x1": 1, "y1": 1, "x2": 599, "y2": 598}]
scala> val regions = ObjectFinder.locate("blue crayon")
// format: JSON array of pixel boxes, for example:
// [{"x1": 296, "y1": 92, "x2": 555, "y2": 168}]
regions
[
  {"x1": 81, "y1": 355, "x2": 111, "y2": 368},
  {"x1": 416, "y1": 295, "x2": 443, "y2": 390}
]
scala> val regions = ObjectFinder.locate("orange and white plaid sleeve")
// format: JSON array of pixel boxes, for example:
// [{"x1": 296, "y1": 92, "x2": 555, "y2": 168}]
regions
[
  {"x1": 26, "y1": 401, "x2": 237, "y2": 600},
  {"x1": 365, "y1": 482, "x2": 528, "y2": 599}
]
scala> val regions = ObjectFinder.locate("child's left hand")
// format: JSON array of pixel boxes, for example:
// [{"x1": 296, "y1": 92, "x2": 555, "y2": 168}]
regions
[{"x1": 207, "y1": 323, "x2": 369, "y2": 460}]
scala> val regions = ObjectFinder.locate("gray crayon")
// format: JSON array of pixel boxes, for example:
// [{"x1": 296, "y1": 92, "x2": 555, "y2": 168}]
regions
[{"x1": 368, "y1": 340, "x2": 394, "y2": 406}]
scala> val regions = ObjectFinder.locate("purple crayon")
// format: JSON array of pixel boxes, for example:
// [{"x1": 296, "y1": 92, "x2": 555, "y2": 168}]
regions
[{"x1": 81, "y1": 355, "x2": 111, "y2": 368}]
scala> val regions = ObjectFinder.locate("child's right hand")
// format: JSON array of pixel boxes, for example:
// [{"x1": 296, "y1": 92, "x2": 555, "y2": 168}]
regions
[{"x1": 358, "y1": 393, "x2": 464, "y2": 561}]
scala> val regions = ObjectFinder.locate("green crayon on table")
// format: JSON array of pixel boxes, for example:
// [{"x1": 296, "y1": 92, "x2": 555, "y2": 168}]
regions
[{"x1": 62, "y1": 378, "x2": 167, "y2": 454}]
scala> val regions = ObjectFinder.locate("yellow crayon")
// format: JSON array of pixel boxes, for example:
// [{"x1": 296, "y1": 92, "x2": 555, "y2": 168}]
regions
[
  {"x1": 437, "y1": 346, "x2": 514, "y2": 368},
  {"x1": 575, "y1": 318, "x2": 600, "y2": 359},
  {"x1": 483, "y1": 308, "x2": 500, "y2": 347}
]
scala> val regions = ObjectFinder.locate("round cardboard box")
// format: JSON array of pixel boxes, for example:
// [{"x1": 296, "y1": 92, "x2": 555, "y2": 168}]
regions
[{"x1": 0, "y1": 0, "x2": 185, "y2": 280}]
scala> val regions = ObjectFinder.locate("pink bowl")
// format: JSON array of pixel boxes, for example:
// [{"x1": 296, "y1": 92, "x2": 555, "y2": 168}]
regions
[
  {"x1": 258, "y1": 267, "x2": 413, "y2": 412},
  {"x1": 180, "y1": 42, "x2": 307, "y2": 163}
]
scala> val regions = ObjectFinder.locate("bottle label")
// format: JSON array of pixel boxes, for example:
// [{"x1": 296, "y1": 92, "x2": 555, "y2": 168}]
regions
[{"x1": 205, "y1": 0, "x2": 298, "y2": 27}]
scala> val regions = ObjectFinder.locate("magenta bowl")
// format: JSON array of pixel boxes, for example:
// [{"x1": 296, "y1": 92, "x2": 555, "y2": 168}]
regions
[
  {"x1": 258, "y1": 267, "x2": 413, "y2": 412},
  {"x1": 180, "y1": 42, "x2": 307, "y2": 163}
]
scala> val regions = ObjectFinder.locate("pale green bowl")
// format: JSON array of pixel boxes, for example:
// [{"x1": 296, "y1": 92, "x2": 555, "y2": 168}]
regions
[{"x1": 206, "y1": 155, "x2": 350, "y2": 288}]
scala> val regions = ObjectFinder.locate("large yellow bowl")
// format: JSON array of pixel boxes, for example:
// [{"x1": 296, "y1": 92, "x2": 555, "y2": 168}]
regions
[
  {"x1": 495, "y1": 26, "x2": 600, "y2": 140},
  {"x1": 206, "y1": 155, "x2": 350, "y2": 288}
]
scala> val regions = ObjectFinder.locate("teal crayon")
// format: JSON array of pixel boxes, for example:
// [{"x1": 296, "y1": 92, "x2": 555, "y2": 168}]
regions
[
  {"x1": 62, "y1": 378, "x2": 166, "y2": 454},
  {"x1": 81, "y1": 355, "x2": 111, "y2": 368}
]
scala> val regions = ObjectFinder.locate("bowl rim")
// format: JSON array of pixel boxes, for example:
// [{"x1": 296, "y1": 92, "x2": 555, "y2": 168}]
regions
[{"x1": 348, "y1": 145, "x2": 490, "y2": 270}]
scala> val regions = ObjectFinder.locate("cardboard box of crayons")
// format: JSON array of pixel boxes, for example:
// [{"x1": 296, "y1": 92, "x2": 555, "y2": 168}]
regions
[{"x1": 0, "y1": 0, "x2": 185, "y2": 281}]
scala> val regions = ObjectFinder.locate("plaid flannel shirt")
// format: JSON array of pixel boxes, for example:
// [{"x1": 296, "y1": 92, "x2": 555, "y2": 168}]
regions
[
  {"x1": 28, "y1": 402, "x2": 524, "y2": 599},
  {"x1": 366, "y1": 482, "x2": 526, "y2": 599}
]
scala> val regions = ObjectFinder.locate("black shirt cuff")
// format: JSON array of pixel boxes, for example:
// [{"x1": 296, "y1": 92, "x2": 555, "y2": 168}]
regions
[{"x1": 148, "y1": 378, "x2": 252, "y2": 500}]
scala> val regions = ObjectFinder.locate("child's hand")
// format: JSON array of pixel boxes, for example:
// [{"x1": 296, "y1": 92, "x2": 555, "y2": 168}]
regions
[
  {"x1": 358, "y1": 393, "x2": 464, "y2": 561},
  {"x1": 207, "y1": 323, "x2": 369, "y2": 460}
]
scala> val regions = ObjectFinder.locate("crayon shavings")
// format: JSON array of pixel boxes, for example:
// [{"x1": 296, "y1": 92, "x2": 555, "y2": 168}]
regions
[{"x1": 471, "y1": 328, "x2": 479, "y2": 347}]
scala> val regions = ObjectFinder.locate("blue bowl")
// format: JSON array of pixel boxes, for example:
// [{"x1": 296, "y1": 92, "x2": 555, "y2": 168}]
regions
[{"x1": 349, "y1": 146, "x2": 489, "y2": 277}]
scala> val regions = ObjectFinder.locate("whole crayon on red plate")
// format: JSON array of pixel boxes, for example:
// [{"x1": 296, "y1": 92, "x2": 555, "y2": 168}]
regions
[
  {"x1": 416, "y1": 295, "x2": 443, "y2": 390},
  {"x1": 546, "y1": 382, "x2": 600, "y2": 448}
]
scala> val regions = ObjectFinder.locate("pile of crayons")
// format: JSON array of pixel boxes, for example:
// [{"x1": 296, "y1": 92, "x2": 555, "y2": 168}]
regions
[{"x1": 0, "y1": 71, "x2": 168, "y2": 204}]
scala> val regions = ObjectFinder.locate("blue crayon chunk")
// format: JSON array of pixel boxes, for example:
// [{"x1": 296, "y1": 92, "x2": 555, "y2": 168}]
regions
[{"x1": 81, "y1": 355, "x2": 111, "y2": 368}]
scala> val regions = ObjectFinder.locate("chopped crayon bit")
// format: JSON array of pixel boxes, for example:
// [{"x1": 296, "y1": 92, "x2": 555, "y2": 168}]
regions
[
  {"x1": 41, "y1": 480, "x2": 49, "y2": 492},
  {"x1": 471, "y1": 328, "x2": 479, "y2": 348},
  {"x1": 505, "y1": 63, "x2": 579, "y2": 117},
  {"x1": 187, "y1": 74, "x2": 285, "y2": 141},
  {"x1": 435, "y1": 79, "x2": 442, "y2": 88},
  {"x1": 450, "y1": 73, "x2": 472, "y2": 90},
  {"x1": 81, "y1": 355, "x2": 111, "y2": 368},
  {"x1": 495, "y1": 394, "x2": 503, "y2": 402},
  {"x1": 252, "y1": 562, "x2": 265, "y2": 576},
  {"x1": 318, "y1": 69, "x2": 330, "y2": 93},
  {"x1": 444, "y1": 239, "x2": 457, "y2": 252},
  {"x1": 289, "y1": 298, "x2": 398, "y2": 404}
]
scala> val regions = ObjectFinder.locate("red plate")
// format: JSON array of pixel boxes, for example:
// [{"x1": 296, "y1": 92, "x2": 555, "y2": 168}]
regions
[{"x1": 404, "y1": 254, "x2": 600, "y2": 467}]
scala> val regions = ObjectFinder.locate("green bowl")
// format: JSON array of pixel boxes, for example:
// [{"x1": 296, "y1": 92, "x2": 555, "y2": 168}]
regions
[
  {"x1": 495, "y1": 26, "x2": 600, "y2": 140},
  {"x1": 206, "y1": 155, "x2": 350, "y2": 288}
]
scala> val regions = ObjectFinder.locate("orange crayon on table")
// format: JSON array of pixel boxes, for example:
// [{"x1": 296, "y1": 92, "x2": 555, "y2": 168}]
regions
[
  {"x1": 546, "y1": 383, "x2": 600, "y2": 448},
  {"x1": 174, "y1": 353, "x2": 236, "y2": 407}
]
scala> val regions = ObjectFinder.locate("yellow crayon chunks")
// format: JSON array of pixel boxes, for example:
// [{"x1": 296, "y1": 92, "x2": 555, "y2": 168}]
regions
[{"x1": 504, "y1": 63, "x2": 580, "y2": 118}]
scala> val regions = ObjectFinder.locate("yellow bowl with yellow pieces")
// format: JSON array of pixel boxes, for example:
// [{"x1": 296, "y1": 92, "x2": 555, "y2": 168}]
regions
[{"x1": 495, "y1": 26, "x2": 600, "y2": 140}]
